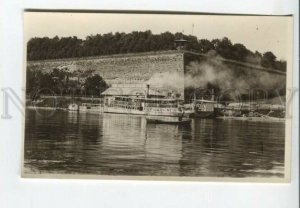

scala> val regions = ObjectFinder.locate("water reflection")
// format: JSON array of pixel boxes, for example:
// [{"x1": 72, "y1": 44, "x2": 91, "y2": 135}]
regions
[{"x1": 24, "y1": 109, "x2": 285, "y2": 177}]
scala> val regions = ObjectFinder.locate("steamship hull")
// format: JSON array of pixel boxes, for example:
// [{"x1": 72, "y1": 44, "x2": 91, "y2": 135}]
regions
[
  {"x1": 104, "y1": 106, "x2": 146, "y2": 115},
  {"x1": 184, "y1": 100, "x2": 216, "y2": 118},
  {"x1": 145, "y1": 110, "x2": 185, "y2": 117},
  {"x1": 190, "y1": 111, "x2": 214, "y2": 118},
  {"x1": 146, "y1": 117, "x2": 192, "y2": 126}
]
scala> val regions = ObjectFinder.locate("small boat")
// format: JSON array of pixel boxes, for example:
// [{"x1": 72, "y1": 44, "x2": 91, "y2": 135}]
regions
[
  {"x1": 146, "y1": 117, "x2": 192, "y2": 126},
  {"x1": 68, "y1": 103, "x2": 79, "y2": 111}
]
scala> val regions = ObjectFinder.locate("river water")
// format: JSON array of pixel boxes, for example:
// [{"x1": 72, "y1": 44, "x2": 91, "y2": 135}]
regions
[{"x1": 24, "y1": 109, "x2": 285, "y2": 178}]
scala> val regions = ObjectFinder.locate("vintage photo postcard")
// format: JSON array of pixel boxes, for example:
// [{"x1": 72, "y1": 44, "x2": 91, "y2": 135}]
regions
[{"x1": 22, "y1": 11, "x2": 293, "y2": 182}]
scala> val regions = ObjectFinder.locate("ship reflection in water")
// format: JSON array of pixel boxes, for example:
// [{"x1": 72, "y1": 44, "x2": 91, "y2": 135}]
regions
[{"x1": 24, "y1": 109, "x2": 285, "y2": 178}]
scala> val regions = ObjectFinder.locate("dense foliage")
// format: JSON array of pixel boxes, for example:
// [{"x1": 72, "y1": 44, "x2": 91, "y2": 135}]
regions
[
  {"x1": 26, "y1": 68, "x2": 108, "y2": 98},
  {"x1": 27, "y1": 31, "x2": 286, "y2": 71}
]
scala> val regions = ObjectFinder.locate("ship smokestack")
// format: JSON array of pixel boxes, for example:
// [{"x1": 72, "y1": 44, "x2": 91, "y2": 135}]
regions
[
  {"x1": 146, "y1": 84, "x2": 150, "y2": 98},
  {"x1": 211, "y1": 89, "x2": 215, "y2": 101}
]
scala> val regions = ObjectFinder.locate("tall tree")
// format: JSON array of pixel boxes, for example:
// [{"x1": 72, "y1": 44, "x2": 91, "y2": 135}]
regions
[
  {"x1": 83, "y1": 74, "x2": 108, "y2": 96},
  {"x1": 261, "y1": 51, "x2": 277, "y2": 68},
  {"x1": 198, "y1": 39, "x2": 214, "y2": 53}
]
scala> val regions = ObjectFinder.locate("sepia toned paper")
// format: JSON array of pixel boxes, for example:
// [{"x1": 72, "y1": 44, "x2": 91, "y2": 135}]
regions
[{"x1": 22, "y1": 11, "x2": 293, "y2": 182}]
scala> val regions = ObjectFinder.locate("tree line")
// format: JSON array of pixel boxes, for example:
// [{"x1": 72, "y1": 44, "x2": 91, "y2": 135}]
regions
[
  {"x1": 27, "y1": 31, "x2": 286, "y2": 72},
  {"x1": 26, "y1": 67, "x2": 108, "y2": 98}
]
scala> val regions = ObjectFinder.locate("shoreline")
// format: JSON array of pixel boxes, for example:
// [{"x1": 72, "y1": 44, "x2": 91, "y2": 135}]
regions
[{"x1": 26, "y1": 106, "x2": 286, "y2": 122}]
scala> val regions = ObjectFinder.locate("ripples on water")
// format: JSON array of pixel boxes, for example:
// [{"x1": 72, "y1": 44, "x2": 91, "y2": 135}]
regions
[{"x1": 24, "y1": 109, "x2": 285, "y2": 178}]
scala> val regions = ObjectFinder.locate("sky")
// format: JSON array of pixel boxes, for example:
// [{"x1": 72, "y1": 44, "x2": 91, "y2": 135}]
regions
[{"x1": 24, "y1": 12, "x2": 292, "y2": 60}]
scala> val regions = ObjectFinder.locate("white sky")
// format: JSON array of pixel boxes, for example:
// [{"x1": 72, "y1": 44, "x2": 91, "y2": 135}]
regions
[{"x1": 24, "y1": 12, "x2": 292, "y2": 60}]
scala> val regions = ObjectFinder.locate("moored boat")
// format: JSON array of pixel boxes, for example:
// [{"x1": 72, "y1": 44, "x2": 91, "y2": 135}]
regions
[
  {"x1": 68, "y1": 103, "x2": 79, "y2": 111},
  {"x1": 143, "y1": 97, "x2": 186, "y2": 117},
  {"x1": 185, "y1": 99, "x2": 216, "y2": 118},
  {"x1": 104, "y1": 96, "x2": 146, "y2": 115},
  {"x1": 103, "y1": 94, "x2": 186, "y2": 117}
]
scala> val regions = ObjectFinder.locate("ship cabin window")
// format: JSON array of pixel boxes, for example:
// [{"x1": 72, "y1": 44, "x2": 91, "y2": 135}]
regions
[{"x1": 145, "y1": 99, "x2": 179, "y2": 108}]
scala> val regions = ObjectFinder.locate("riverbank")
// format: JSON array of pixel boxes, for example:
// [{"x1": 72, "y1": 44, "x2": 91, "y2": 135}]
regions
[
  {"x1": 26, "y1": 96, "x2": 103, "y2": 109},
  {"x1": 216, "y1": 116, "x2": 285, "y2": 122}
]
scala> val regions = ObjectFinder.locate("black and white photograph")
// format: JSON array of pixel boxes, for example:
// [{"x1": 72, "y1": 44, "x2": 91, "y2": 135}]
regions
[{"x1": 22, "y1": 12, "x2": 292, "y2": 181}]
